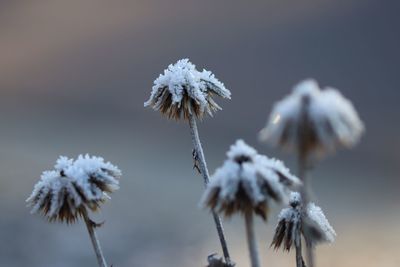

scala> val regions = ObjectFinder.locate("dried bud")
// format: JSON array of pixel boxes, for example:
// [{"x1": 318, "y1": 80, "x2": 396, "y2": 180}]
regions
[
  {"x1": 144, "y1": 59, "x2": 231, "y2": 120},
  {"x1": 201, "y1": 140, "x2": 300, "y2": 220},
  {"x1": 26, "y1": 155, "x2": 121, "y2": 223},
  {"x1": 259, "y1": 79, "x2": 364, "y2": 156},
  {"x1": 271, "y1": 192, "x2": 302, "y2": 251},
  {"x1": 271, "y1": 192, "x2": 336, "y2": 251}
]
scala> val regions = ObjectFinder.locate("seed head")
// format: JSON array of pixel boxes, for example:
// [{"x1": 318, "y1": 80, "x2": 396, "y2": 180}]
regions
[
  {"x1": 271, "y1": 192, "x2": 336, "y2": 251},
  {"x1": 26, "y1": 155, "x2": 121, "y2": 223},
  {"x1": 201, "y1": 140, "x2": 300, "y2": 220},
  {"x1": 271, "y1": 192, "x2": 302, "y2": 251},
  {"x1": 144, "y1": 59, "x2": 231, "y2": 120},
  {"x1": 259, "y1": 79, "x2": 364, "y2": 156}
]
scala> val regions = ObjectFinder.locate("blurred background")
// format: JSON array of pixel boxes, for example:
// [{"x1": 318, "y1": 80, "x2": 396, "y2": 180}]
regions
[{"x1": 0, "y1": 0, "x2": 399, "y2": 266}]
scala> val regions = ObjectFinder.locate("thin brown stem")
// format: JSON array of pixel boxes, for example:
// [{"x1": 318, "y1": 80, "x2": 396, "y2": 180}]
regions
[
  {"x1": 82, "y1": 210, "x2": 108, "y2": 267},
  {"x1": 244, "y1": 211, "x2": 261, "y2": 267},
  {"x1": 188, "y1": 112, "x2": 233, "y2": 266}
]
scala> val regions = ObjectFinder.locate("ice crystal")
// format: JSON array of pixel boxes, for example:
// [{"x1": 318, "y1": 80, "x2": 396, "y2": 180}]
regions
[
  {"x1": 54, "y1": 156, "x2": 73, "y2": 172},
  {"x1": 259, "y1": 79, "x2": 364, "y2": 156},
  {"x1": 26, "y1": 155, "x2": 121, "y2": 223},
  {"x1": 201, "y1": 140, "x2": 300, "y2": 220},
  {"x1": 144, "y1": 58, "x2": 231, "y2": 120}
]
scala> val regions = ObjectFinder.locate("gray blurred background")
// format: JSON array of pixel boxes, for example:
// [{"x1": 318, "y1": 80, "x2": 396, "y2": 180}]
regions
[{"x1": 0, "y1": 1, "x2": 399, "y2": 266}]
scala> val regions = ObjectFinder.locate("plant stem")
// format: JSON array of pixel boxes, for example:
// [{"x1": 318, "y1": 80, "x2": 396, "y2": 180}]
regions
[
  {"x1": 244, "y1": 211, "x2": 261, "y2": 267},
  {"x1": 298, "y1": 151, "x2": 314, "y2": 267},
  {"x1": 295, "y1": 225, "x2": 304, "y2": 267},
  {"x1": 82, "y1": 210, "x2": 108, "y2": 267},
  {"x1": 188, "y1": 112, "x2": 233, "y2": 266}
]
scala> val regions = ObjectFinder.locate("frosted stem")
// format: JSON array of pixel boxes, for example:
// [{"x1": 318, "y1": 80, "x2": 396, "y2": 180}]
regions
[
  {"x1": 82, "y1": 210, "x2": 108, "y2": 267},
  {"x1": 298, "y1": 152, "x2": 315, "y2": 267},
  {"x1": 295, "y1": 226, "x2": 304, "y2": 267},
  {"x1": 244, "y1": 211, "x2": 261, "y2": 267},
  {"x1": 188, "y1": 112, "x2": 233, "y2": 266}
]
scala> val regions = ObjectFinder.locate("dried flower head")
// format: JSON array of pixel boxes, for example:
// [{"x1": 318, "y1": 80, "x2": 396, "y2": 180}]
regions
[
  {"x1": 303, "y1": 202, "x2": 336, "y2": 246},
  {"x1": 26, "y1": 155, "x2": 121, "y2": 223},
  {"x1": 271, "y1": 192, "x2": 336, "y2": 250},
  {"x1": 259, "y1": 79, "x2": 365, "y2": 155},
  {"x1": 201, "y1": 140, "x2": 300, "y2": 220},
  {"x1": 271, "y1": 192, "x2": 302, "y2": 251},
  {"x1": 144, "y1": 58, "x2": 231, "y2": 120}
]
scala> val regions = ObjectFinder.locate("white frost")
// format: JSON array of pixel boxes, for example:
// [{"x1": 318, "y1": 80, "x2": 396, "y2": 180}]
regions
[
  {"x1": 275, "y1": 192, "x2": 336, "y2": 246},
  {"x1": 306, "y1": 202, "x2": 336, "y2": 243},
  {"x1": 66, "y1": 154, "x2": 121, "y2": 197},
  {"x1": 226, "y1": 139, "x2": 258, "y2": 160},
  {"x1": 26, "y1": 154, "x2": 121, "y2": 221},
  {"x1": 202, "y1": 140, "x2": 300, "y2": 210},
  {"x1": 144, "y1": 58, "x2": 231, "y2": 115},
  {"x1": 259, "y1": 79, "x2": 365, "y2": 155},
  {"x1": 54, "y1": 156, "x2": 73, "y2": 171}
]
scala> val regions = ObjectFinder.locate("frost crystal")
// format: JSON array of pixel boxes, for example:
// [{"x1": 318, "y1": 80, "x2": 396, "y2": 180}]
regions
[
  {"x1": 304, "y1": 202, "x2": 336, "y2": 245},
  {"x1": 26, "y1": 155, "x2": 121, "y2": 223},
  {"x1": 259, "y1": 79, "x2": 365, "y2": 155},
  {"x1": 54, "y1": 156, "x2": 73, "y2": 172},
  {"x1": 201, "y1": 140, "x2": 300, "y2": 220},
  {"x1": 271, "y1": 192, "x2": 336, "y2": 251},
  {"x1": 144, "y1": 58, "x2": 231, "y2": 120}
]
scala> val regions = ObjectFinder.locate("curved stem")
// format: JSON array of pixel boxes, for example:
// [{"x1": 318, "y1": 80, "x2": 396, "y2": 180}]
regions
[
  {"x1": 188, "y1": 112, "x2": 233, "y2": 266},
  {"x1": 244, "y1": 211, "x2": 261, "y2": 267},
  {"x1": 82, "y1": 210, "x2": 108, "y2": 267}
]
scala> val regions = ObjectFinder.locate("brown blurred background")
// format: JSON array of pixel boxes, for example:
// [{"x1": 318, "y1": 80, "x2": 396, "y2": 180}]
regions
[{"x1": 0, "y1": 1, "x2": 399, "y2": 266}]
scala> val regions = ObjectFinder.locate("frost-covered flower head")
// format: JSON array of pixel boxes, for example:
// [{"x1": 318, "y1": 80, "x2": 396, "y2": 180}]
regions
[
  {"x1": 26, "y1": 155, "x2": 121, "y2": 223},
  {"x1": 259, "y1": 79, "x2": 365, "y2": 156},
  {"x1": 144, "y1": 58, "x2": 231, "y2": 120},
  {"x1": 303, "y1": 202, "x2": 336, "y2": 246},
  {"x1": 201, "y1": 140, "x2": 300, "y2": 220},
  {"x1": 271, "y1": 192, "x2": 302, "y2": 251},
  {"x1": 271, "y1": 192, "x2": 336, "y2": 250}
]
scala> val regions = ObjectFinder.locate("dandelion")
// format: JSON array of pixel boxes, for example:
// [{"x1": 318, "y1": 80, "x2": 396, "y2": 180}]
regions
[
  {"x1": 144, "y1": 58, "x2": 231, "y2": 120},
  {"x1": 271, "y1": 192, "x2": 335, "y2": 267},
  {"x1": 202, "y1": 140, "x2": 300, "y2": 267},
  {"x1": 145, "y1": 59, "x2": 233, "y2": 265},
  {"x1": 260, "y1": 79, "x2": 363, "y2": 267},
  {"x1": 26, "y1": 155, "x2": 121, "y2": 267}
]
